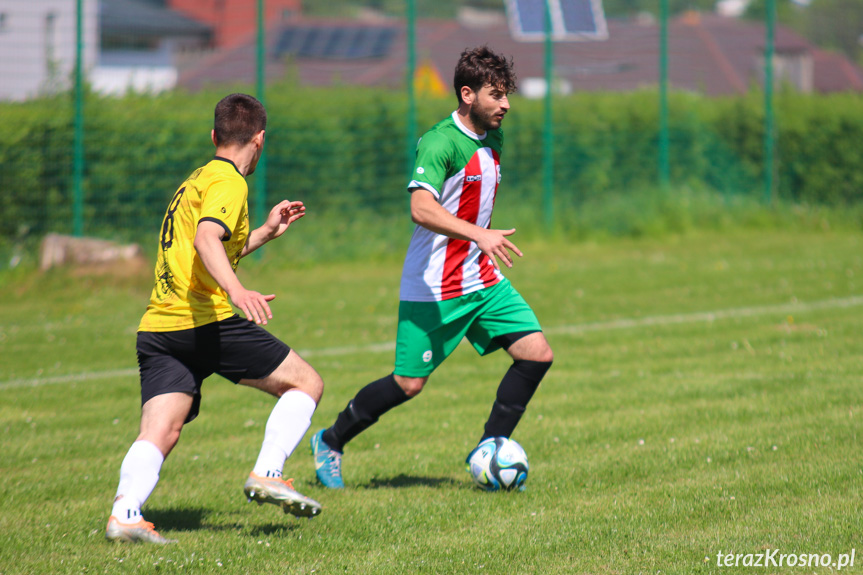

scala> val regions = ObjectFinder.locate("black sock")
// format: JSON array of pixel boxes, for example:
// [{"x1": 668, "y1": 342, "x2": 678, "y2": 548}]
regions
[
  {"x1": 322, "y1": 373, "x2": 410, "y2": 452},
  {"x1": 482, "y1": 359, "x2": 552, "y2": 440}
]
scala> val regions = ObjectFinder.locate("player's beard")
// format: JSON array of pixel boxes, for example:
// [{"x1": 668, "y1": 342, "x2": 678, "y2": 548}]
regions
[{"x1": 469, "y1": 102, "x2": 504, "y2": 133}]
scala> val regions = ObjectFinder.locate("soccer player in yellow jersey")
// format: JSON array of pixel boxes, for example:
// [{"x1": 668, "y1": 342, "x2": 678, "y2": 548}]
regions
[{"x1": 106, "y1": 94, "x2": 325, "y2": 545}]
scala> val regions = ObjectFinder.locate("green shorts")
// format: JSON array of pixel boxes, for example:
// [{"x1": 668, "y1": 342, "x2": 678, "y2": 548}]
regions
[{"x1": 394, "y1": 279, "x2": 542, "y2": 377}]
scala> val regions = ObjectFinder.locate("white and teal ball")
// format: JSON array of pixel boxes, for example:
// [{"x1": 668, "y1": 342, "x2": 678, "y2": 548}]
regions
[{"x1": 467, "y1": 437, "x2": 529, "y2": 491}]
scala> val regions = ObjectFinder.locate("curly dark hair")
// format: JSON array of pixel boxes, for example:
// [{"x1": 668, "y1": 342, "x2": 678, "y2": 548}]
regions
[
  {"x1": 453, "y1": 46, "x2": 517, "y2": 103},
  {"x1": 213, "y1": 93, "x2": 267, "y2": 147}
]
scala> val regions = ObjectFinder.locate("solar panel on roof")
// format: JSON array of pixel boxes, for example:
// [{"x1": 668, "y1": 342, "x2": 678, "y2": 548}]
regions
[
  {"x1": 274, "y1": 26, "x2": 396, "y2": 60},
  {"x1": 512, "y1": 0, "x2": 549, "y2": 35},
  {"x1": 505, "y1": 0, "x2": 608, "y2": 41},
  {"x1": 560, "y1": 0, "x2": 599, "y2": 33}
]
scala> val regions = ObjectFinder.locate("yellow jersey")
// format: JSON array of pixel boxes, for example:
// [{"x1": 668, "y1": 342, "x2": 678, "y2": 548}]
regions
[{"x1": 139, "y1": 157, "x2": 249, "y2": 332}]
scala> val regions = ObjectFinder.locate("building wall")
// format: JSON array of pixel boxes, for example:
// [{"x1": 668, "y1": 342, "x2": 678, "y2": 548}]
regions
[
  {"x1": 168, "y1": 0, "x2": 300, "y2": 49},
  {"x1": 0, "y1": 0, "x2": 98, "y2": 101}
]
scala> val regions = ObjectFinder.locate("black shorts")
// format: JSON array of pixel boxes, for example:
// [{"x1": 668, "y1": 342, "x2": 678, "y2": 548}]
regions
[{"x1": 136, "y1": 315, "x2": 291, "y2": 423}]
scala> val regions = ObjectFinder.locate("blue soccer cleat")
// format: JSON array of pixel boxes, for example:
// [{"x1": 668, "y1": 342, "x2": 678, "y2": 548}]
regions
[{"x1": 310, "y1": 429, "x2": 345, "y2": 489}]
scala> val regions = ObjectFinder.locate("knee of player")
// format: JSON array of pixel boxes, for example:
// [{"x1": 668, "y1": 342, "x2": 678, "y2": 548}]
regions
[
  {"x1": 137, "y1": 429, "x2": 181, "y2": 456},
  {"x1": 310, "y1": 371, "x2": 326, "y2": 395},
  {"x1": 292, "y1": 373, "x2": 325, "y2": 403},
  {"x1": 531, "y1": 344, "x2": 554, "y2": 364},
  {"x1": 394, "y1": 375, "x2": 426, "y2": 398},
  {"x1": 275, "y1": 358, "x2": 325, "y2": 401},
  {"x1": 167, "y1": 429, "x2": 183, "y2": 449}
]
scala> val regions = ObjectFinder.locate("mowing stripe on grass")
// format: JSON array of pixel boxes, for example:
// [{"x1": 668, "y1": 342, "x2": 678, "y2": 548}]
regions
[
  {"x1": 0, "y1": 368, "x2": 139, "y2": 390},
  {"x1": 544, "y1": 294, "x2": 863, "y2": 335},
  {"x1": 2, "y1": 294, "x2": 861, "y2": 391}
]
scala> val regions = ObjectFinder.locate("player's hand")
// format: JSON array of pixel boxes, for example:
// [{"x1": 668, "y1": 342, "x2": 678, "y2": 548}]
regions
[
  {"x1": 231, "y1": 288, "x2": 276, "y2": 325},
  {"x1": 475, "y1": 228, "x2": 522, "y2": 269},
  {"x1": 267, "y1": 200, "x2": 306, "y2": 239}
]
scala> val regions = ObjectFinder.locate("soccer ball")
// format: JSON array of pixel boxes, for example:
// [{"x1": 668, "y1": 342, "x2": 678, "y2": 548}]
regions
[{"x1": 466, "y1": 437, "x2": 529, "y2": 491}]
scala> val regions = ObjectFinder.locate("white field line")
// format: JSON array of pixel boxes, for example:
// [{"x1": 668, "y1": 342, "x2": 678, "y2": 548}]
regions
[{"x1": 2, "y1": 295, "x2": 861, "y2": 391}]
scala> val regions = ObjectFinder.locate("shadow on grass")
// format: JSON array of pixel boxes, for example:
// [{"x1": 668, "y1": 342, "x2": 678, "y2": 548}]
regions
[
  {"x1": 362, "y1": 474, "x2": 460, "y2": 489},
  {"x1": 247, "y1": 522, "x2": 302, "y2": 536},
  {"x1": 146, "y1": 506, "x2": 302, "y2": 536},
  {"x1": 145, "y1": 507, "x2": 208, "y2": 533}
]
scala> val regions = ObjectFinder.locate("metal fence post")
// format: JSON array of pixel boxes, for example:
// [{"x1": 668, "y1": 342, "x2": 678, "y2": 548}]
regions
[
  {"x1": 763, "y1": 0, "x2": 775, "y2": 204},
  {"x1": 405, "y1": 0, "x2": 417, "y2": 229},
  {"x1": 406, "y1": 0, "x2": 417, "y2": 180},
  {"x1": 543, "y1": 0, "x2": 554, "y2": 230},
  {"x1": 73, "y1": 0, "x2": 84, "y2": 237},
  {"x1": 255, "y1": 0, "x2": 267, "y2": 259},
  {"x1": 659, "y1": 0, "x2": 670, "y2": 193}
]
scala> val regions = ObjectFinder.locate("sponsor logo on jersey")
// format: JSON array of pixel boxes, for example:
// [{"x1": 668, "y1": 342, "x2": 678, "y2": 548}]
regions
[
  {"x1": 417, "y1": 167, "x2": 425, "y2": 174},
  {"x1": 466, "y1": 175, "x2": 482, "y2": 182},
  {"x1": 422, "y1": 350, "x2": 433, "y2": 362}
]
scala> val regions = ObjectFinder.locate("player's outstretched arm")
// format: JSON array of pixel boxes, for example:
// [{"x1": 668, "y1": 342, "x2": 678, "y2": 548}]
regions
[
  {"x1": 410, "y1": 189, "x2": 522, "y2": 269},
  {"x1": 241, "y1": 200, "x2": 306, "y2": 258},
  {"x1": 195, "y1": 220, "x2": 276, "y2": 325}
]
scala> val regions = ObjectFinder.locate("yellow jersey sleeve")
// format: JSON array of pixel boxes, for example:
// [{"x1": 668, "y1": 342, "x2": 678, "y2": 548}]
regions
[{"x1": 199, "y1": 174, "x2": 246, "y2": 241}]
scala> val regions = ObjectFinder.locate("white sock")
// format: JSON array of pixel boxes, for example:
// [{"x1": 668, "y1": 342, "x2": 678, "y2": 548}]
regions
[
  {"x1": 111, "y1": 440, "x2": 164, "y2": 524},
  {"x1": 252, "y1": 390, "x2": 317, "y2": 478}
]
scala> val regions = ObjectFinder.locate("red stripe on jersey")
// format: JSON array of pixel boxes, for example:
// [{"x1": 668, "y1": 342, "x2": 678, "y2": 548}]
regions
[
  {"x1": 477, "y1": 150, "x2": 501, "y2": 287},
  {"x1": 477, "y1": 252, "x2": 496, "y2": 285},
  {"x1": 440, "y1": 153, "x2": 483, "y2": 299}
]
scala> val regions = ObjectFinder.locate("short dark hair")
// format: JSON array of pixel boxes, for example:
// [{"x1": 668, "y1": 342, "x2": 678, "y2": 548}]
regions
[
  {"x1": 453, "y1": 46, "x2": 517, "y2": 103},
  {"x1": 213, "y1": 93, "x2": 267, "y2": 146}
]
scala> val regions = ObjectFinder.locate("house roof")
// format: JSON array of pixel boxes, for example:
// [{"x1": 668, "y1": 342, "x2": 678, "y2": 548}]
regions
[
  {"x1": 176, "y1": 11, "x2": 863, "y2": 95},
  {"x1": 101, "y1": 0, "x2": 212, "y2": 39},
  {"x1": 666, "y1": 12, "x2": 813, "y2": 94},
  {"x1": 812, "y1": 49, "x2": 863, "y2": 92}
]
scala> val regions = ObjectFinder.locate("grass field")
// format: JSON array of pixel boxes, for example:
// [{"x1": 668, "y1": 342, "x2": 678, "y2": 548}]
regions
[{"x1": 1, "y1": 229, "x2": 862, "y2": 574}]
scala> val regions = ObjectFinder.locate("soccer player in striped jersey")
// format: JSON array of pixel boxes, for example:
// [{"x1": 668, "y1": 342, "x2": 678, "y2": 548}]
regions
[
  {"x1": 106, "y1": 94, "x2": 325, "y2": 544},
  {"x1": 311, "y1": 46, "x2": 553, "y2": 489}
]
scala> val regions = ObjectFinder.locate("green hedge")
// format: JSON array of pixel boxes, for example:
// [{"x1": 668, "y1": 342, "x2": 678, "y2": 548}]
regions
[{"x1": 1, "y1": 85, "x2": 862, "y2": 247}]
